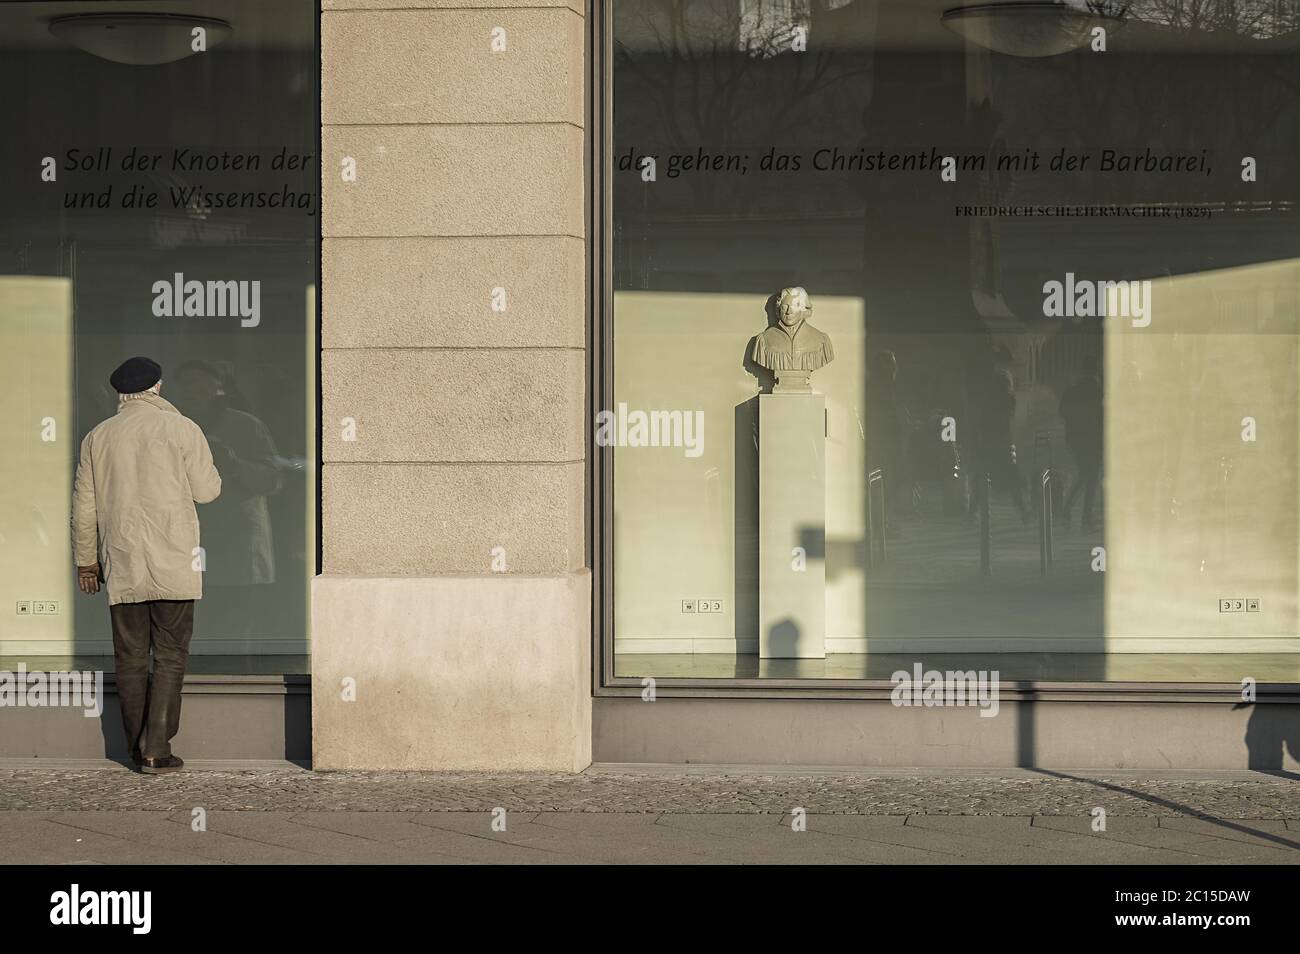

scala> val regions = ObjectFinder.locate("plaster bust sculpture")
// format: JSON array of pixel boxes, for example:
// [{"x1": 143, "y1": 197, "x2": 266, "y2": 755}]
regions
[{"x1": 751, "y1": 286, "x2": 835, "y2": 392}]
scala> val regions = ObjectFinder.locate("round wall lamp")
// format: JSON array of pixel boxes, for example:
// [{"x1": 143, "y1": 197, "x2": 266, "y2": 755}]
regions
[
  {"x1": 942, "y1": 2, "x2": 1127, "y2": 57},
  {"x1": 48, "y1": 13, "x2": 231, "y2": 65}
]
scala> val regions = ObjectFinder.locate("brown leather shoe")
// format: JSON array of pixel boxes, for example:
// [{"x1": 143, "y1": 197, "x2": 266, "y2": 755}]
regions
[{"x1": 140, "y1": 755, "x2": 184, "y2": 775}]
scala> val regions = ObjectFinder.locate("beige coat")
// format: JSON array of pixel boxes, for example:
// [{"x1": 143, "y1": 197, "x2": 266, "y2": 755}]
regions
[{"x1": 71, "y1": 392, "x2": 222, "y2": 605}]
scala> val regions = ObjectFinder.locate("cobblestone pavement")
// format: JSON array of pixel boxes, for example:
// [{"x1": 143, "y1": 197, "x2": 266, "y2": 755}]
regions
[
  {"x1": 2, "y1": 767, "x2": 1297, "y2": 863},
  {"x1": 1, "y1": 765, "x2": 1297, "y2": 817}
]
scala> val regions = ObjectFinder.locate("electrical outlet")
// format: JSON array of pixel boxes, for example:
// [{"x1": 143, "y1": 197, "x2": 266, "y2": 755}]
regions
[
  {"x1": 697, "y1": 599, "x2": 724, "y2": 614},
  {"x1": 33, "y1": 602, "x2": 47, "y2": 615},
  {"x1": 1219, "y1": 598, "x2": 1245, "y2": 613}
]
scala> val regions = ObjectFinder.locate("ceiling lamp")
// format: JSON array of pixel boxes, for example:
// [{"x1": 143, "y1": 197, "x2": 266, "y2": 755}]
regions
[
  {"x1": 48, "y1": 13, "x2": 231, "y2": 65},
  {"x1": 942, "y1": 2, "x2": 1127, "y2": 57}
]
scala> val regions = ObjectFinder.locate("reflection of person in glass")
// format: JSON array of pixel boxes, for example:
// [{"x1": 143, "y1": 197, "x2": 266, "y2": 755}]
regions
[
  {"x1": 973, "y1": 366, "x2": 1029, "y2": 523},
  {"x1": 1059, "y1": 354, "x2": 1103, "y2": 532},
  {"x1": 71, "y1": 356, "x2": 222, "y2": 775},
  {"x1": 171, "y1": 361, "x2": 282, "y2": 591},
  {"x1": 867, "y1": 349, "x2": 908, "y2": 527}
]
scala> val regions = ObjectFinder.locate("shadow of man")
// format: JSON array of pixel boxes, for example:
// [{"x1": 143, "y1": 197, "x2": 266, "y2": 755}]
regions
[{"x1": 1239, "y1": 701, "x2": 1300, "y2": 777}]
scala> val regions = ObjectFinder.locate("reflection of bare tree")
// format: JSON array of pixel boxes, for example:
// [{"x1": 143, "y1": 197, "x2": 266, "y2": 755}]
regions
[
  {"x1": 1125, "y1": 0, "x2": 1300, "y2": 37},
  {"x1": 993, "y1": 0, "x2": 1300, "y2": 207},
  {"x1": 1083, "y1": 0, "x2": 1131, "y2": 14},
  {"x1": 615, "y1": 0, "x2": 869, "y2": 210}
]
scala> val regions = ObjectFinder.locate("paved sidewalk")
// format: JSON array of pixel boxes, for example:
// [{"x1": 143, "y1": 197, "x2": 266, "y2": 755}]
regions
[{"x1": 1, "y1": 765, "x2": 1297, "y2": 864}]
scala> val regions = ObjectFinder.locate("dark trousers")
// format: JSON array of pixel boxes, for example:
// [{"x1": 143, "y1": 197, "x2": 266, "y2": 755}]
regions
[{"x1": 108, "y1": 599, "x2": 195, "y2": 760}]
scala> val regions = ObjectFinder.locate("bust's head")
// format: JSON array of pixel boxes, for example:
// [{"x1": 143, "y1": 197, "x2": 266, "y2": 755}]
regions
[{"x1": 777, "y1": 286, "x2": 810, "y2": 327}]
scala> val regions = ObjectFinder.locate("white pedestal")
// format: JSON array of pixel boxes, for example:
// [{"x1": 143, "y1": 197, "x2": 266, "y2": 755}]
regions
[{"x1": 758, "y1": 392, "x2": 826, "y2": 659}]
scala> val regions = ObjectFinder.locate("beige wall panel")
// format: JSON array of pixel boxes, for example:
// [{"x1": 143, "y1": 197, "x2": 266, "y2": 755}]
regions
[
  {"x1": 322, "y1": 348, "x2": 584, "y2": 462},
  {"x1": 313, "y1": 572, "x2": 591, "y2": 771},
  {"x1": 323, "y1": 462, "x2": 584, "y2": 574},
  {"x1": 324, "y1": 0, "x2": 582, "y2": 11},
  {"x1": 322, "y1": 124, "x2": 583, "y2": 238},
  {"x1": 322, "y1": 236, "x2": 584, "y2": 349},
  {"x1": 1105, "y1": 261, "x2": 1299, "y2": 650},
  {"x1": 322, "y1": 9, "x2": 583, "y2": 126},
  {"x1": 610, "y1": 291, "x2": 1128, "y2": 655},
  {"x1": 611, "y1": 291, "x2": 867, "y2": 650},
  {"x1": 0, "y1": 278, "x2": 74, "y2": 655}
]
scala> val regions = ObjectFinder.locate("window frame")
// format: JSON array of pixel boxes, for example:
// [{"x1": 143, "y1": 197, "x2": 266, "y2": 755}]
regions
[{"x1": 585, "y1": 0, "x2": 1298, "y2": 703}]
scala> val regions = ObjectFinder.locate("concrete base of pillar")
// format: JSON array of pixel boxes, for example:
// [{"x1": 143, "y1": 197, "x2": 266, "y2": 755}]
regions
[{"x1": 311, "y1": 571, "x2": 591, "y2": 771}]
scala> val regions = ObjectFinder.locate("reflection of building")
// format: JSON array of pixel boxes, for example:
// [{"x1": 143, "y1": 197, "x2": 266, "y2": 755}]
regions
[{"x1": 3, "y1": 1, "x2": 1298, "y2": 772}]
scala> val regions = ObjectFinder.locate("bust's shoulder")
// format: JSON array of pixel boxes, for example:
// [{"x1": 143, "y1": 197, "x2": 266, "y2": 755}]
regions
[{"x1": 802, "y1": 321, "x2": 830, "y2": 341}]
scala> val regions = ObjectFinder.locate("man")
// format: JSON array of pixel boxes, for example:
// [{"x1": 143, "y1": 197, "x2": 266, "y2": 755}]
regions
[
  {"x1": 72, "y1": 356, "x2": 222, "y2": 774},
  {"x1": 1059, "y1": 354, "x2": 1103, "y2": 532}
]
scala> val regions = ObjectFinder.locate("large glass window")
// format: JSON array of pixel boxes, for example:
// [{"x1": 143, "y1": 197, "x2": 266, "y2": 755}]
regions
[
  {"x1": 607, "y1": 0, "x2": 1300, "y2": 683},
  {"x1": 0, "y1": 1, "x2": 317, "y2": 673}
]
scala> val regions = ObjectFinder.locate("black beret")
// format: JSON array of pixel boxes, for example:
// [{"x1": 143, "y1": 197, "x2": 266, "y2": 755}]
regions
[{"x1": 109, "y1": 356, "x2": 162, "y2": 394}]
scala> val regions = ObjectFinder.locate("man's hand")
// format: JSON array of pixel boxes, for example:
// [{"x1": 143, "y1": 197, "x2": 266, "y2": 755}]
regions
[{"x1": 77, "y1": 563, "x2": 101, "y2": 595}]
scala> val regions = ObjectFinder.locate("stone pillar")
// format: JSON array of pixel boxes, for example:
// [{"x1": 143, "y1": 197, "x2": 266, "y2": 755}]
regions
[
  {"x1": 758, "y1": 393, "x2": 827, "y2": 658},
  {"x1": 315, "y1": 0, "x2": 590, "y2": 770}
]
